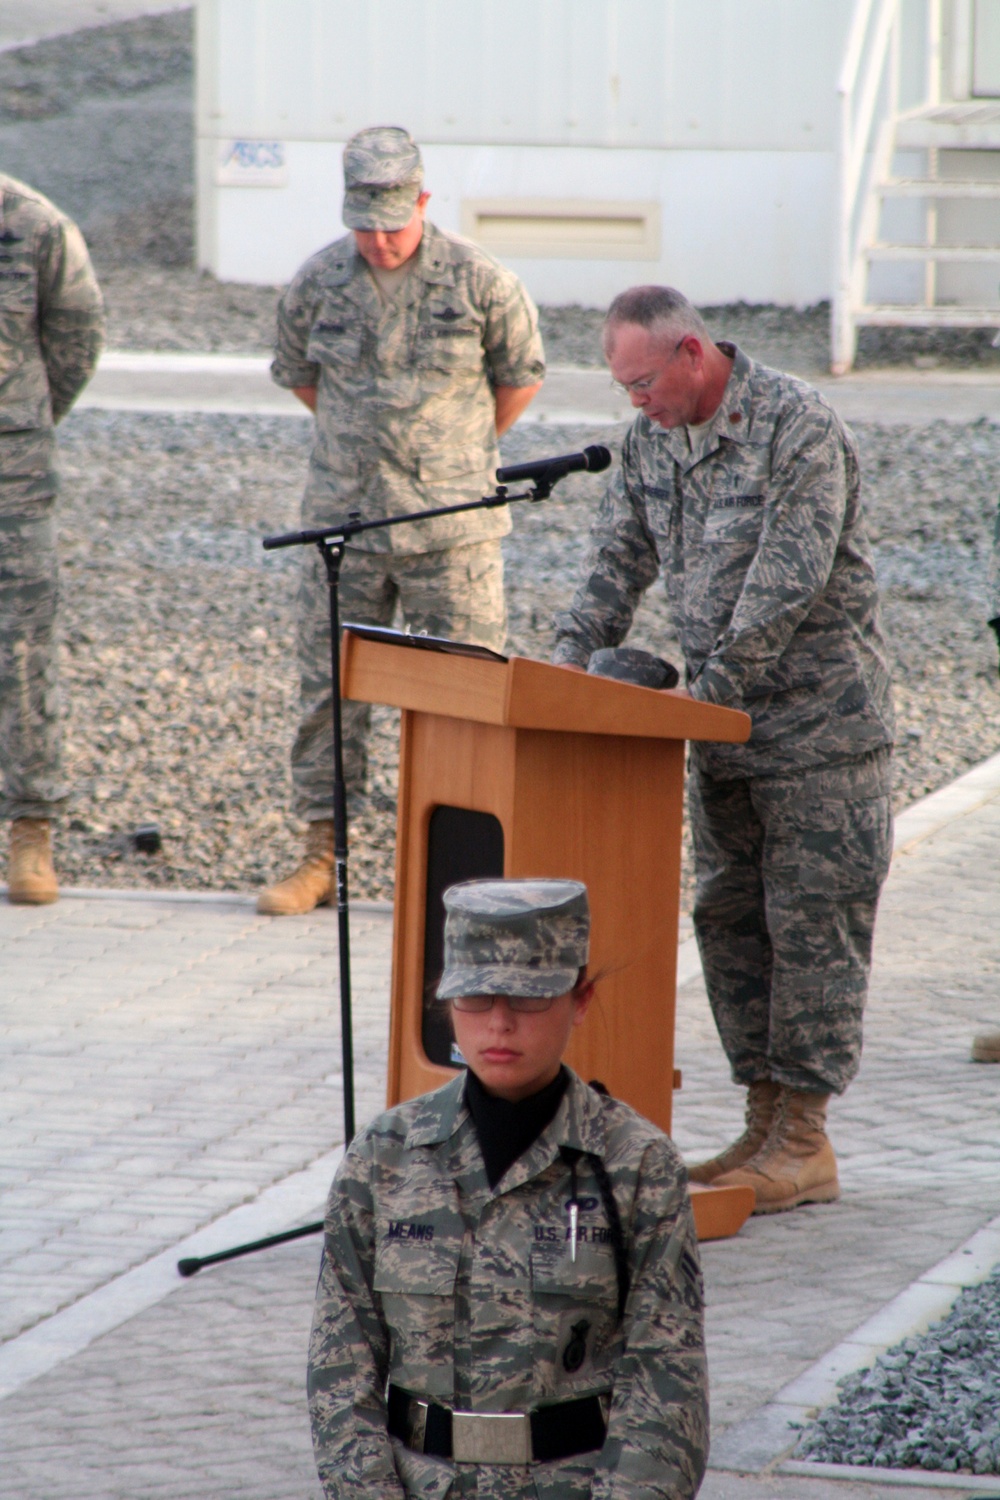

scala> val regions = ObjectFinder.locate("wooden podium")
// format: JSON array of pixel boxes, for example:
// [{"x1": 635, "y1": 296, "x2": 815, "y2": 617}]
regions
[{"x1": 342, "y1": 629, "x2": 756, "y2": 1240}]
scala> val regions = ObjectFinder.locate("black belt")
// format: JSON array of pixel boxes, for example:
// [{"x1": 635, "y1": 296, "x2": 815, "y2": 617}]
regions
[{"x1": 387, "y1": 1382, "x2": 609, "y2": 1465}]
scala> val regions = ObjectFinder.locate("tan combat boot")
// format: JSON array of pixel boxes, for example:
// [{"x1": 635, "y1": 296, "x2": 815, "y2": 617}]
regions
[
  {"x1": 256, "y1": 820, "x2": 335, "y2": 916},
  {"x1": 8, "y1": 818, "x2": 59, "y2": 905},
  {"x1": 971, "y1": 1032, "x2": 1000, "y2": 1063},
  {"x1": 687, "y1": 1079, "x2": 781, "y2": 1184},
  {"x1": 713, "y1": 1088, "x2": 840, "y2": 1214}
]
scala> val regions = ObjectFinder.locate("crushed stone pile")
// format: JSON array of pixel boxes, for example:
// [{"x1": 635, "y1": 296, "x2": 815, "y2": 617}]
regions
[{"x1": 797, "y1": 1267, "x2": 1000, "y2": 1475}]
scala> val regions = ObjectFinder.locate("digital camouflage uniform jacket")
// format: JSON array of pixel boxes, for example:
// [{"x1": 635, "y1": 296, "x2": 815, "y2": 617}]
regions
[
  {"x1": 553, "y1": 346, "x2": 895, "y2": 778},
  {"x1": 308, "y1": 1070, "x2": 708, "y2": 1500},
  {"x1": 272, "y1": 222, "x2": 545, "y2": 554},
  {"x1": 0, "y1": 173, "x2": 105, "y2": 500}
]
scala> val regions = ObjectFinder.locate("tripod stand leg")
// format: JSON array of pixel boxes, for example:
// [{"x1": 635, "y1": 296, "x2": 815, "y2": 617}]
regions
[
  {"x1": 177, "y1": 1220, "x2": 324, "y2": 1277},
  {"x1": 320, "y1": 537, "x2": 356, "y2": 1146},
  {"x1": 179, "y1": 543, "x2": 357, "y2": 1280}
]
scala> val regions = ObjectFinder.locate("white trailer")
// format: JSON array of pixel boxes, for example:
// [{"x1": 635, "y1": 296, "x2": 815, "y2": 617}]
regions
[
  {"x1": 195, "y1": 0, "x2": 861, "y2": 305},
  {"x1": 195, "y1": 0, "x2": 1000, "y2": 369}
]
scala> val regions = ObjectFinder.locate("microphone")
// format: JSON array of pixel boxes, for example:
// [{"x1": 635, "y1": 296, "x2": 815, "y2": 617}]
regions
[{"x1": 496, "y1": 445, "x2": 612, "y2": 488}]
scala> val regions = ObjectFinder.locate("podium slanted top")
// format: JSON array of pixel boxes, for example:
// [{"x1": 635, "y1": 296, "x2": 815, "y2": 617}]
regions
[{"x1": 341, "y1": 628, "x2": 749, "y2": 744}]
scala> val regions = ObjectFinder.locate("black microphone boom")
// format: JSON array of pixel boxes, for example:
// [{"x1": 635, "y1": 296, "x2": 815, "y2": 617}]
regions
[{"x1": 495, "y1": 444, "x2": 611, "y2": 489}]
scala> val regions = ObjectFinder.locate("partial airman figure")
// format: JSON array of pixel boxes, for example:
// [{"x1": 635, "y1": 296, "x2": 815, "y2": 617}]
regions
[
  {"x1": 1, "y1": 173, "x2": 104, "y2": 904},
  {"x1": 261, "y1": 128, "x2": 544, "y2": 915}
]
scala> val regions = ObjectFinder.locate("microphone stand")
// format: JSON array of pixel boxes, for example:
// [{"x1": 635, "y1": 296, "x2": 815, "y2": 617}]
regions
[{"x1": 178, "y1": 477, "x2": 553, "y2": 1278}]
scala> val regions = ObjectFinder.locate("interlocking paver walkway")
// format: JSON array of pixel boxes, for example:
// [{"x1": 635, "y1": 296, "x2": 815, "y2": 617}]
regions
[
  {"x1": 1, "y1": 756, "x2": 999, "y2": 1499},
  {"x1": 0, "y1": 897, "x2": 392, "y2": 1345}
]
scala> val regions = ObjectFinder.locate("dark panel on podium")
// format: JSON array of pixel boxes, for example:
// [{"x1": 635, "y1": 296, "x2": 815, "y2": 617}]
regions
[{"x1": 421, "y1": 805, "x2": 504, "y2": 1066}]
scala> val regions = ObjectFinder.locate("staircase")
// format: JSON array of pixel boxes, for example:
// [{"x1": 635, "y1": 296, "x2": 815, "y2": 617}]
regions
[{"x1": 832, "y1": 1, "x2": 1000, "y2": 372}]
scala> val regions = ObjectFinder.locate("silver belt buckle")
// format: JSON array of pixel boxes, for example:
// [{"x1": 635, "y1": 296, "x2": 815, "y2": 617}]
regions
[{"x1": 451, "y1": 1410, "x2": 532, "y2": 1465}]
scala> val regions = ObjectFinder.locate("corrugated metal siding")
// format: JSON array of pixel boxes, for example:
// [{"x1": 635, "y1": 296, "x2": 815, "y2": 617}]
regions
[{"x1": 197, "y1": 0, "x2": 853, "y2": 150}]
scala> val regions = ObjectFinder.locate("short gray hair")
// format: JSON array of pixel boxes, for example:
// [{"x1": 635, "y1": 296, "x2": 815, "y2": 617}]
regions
[{"x1": 604, "y1": 285, "x2": 709, "y2": 345}]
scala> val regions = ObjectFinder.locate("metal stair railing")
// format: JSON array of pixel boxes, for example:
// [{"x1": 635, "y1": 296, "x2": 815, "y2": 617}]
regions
[{"x1": 832, "y1": 0, "x2": 905, "y2": 373}]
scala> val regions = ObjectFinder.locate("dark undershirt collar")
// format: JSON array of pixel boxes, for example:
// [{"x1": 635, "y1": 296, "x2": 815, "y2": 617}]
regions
[{"x1": 464, "y1": 1066, "x2": 570, "y2": 1189}]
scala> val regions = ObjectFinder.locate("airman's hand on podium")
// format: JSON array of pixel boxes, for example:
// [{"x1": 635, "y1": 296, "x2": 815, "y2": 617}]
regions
[
  {"x1": 559, "y1": 663, "x2": 587, "y2": 673},
  {"x1": 669, "y1": 686, "x2": 692, "y2": 698}
]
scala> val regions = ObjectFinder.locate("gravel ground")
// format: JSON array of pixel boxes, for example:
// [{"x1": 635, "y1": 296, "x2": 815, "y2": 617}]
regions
[
  {"x1": 43, "y1": 410, "x2": 1000, "y2": 905},
  {"x1": 0, "y1": 10, "x2": 190, "y2": 125},
  {"x1": 0, "y1": 12, "x2": 192, "y2": 260},
  {"x1": 796, "y1": 1266, "x2": 1000, "y2": 1475}
]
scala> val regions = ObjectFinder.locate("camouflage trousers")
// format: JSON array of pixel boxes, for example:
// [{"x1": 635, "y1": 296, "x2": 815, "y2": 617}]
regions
[
  {"x1": 689, "y1": 749, "x2": 893, "y2": 1095},
  {"x1": 0, "y1": 496, "x2": 66, "y2": 821},
  {"x1": 292, "y1": 541, "x2": 507, "y2": 820}
]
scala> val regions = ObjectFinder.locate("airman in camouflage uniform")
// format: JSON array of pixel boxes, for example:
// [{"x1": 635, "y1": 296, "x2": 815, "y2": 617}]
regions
[
  {"x1": 261, "y1": 127, "x2": 544, "y2": 916},
  {"x1": 971, "y1": 503, "x2": 1000, "y2": 1064},
  {"x1": 308, "y1": 878, "x2": 708, "y2": 1500},
  {"x1": 0, "y1": 174, "x2": 104, "y2": 904},
  {"x1": 553, "y1": 286, "x2": 895, "y2": 1213},
  {"x1": 988, "y1": 498, "x2": 1000, "y2": 673}
]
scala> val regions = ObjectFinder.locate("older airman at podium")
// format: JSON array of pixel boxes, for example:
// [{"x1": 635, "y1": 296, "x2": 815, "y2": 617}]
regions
[{"x1": 553, "y1": 284, "x2": 895, "y2": 1218}]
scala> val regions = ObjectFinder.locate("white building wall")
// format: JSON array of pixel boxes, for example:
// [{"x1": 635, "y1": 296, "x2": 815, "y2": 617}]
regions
[{"x1": 195, "y1": 0, "x2": 877, "y2": 303}]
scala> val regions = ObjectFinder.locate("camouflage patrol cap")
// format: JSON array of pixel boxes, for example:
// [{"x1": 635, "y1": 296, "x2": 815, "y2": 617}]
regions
[
  {"x1": 588, "y1": 646, "x2": 680, "y2": 690},
  {"x1": 437, "y1": 878, "x2": 590, "y2": 1000},
  {"x1": 342, "y1": 126, "x2": 424, "y2": 230}
]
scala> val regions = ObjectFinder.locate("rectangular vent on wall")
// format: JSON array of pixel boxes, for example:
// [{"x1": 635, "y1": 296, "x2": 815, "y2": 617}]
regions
[{"x1": 461, "y1": 199, "x2": 660, "y2": 260}]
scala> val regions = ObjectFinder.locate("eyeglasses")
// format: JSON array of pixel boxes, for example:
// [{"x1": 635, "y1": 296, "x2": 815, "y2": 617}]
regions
[
  {"x1": 452, "y1": 994, "x2": 559, "y2": 1013},
  {"x1": 610, "y1": 336, "x2": 686, "y2": 397}
]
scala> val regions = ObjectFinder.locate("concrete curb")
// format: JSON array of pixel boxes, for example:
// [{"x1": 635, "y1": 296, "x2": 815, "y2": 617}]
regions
[
  {"x1": 78, "y1": 356, "x2": 622, "y2": 426},
  {"x1": 79, "y1": 356, "x2": 634, "y2": 425},
  {"x1": 76, "y1": 353, "x2": 1000, "y2": 424},
  {"x1": 892, "y1": 750, "x2": 1000, "y2": 855},
  {"x1": 0, "y1": 883, "x2": 393, "y2": 913},
  {"x1": 99, "y1": 353, "x2": 274, "y2": 373},
  {"x1": 0, "y1": 1148, "x2": 344, "y2": 1404},
  {"x1": 780, "y1": 1461, "x2": 1000, "y2": 1492},
  {"x1": 709, "y1": 1214, "x2": 1000, "y2": 1481}
]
